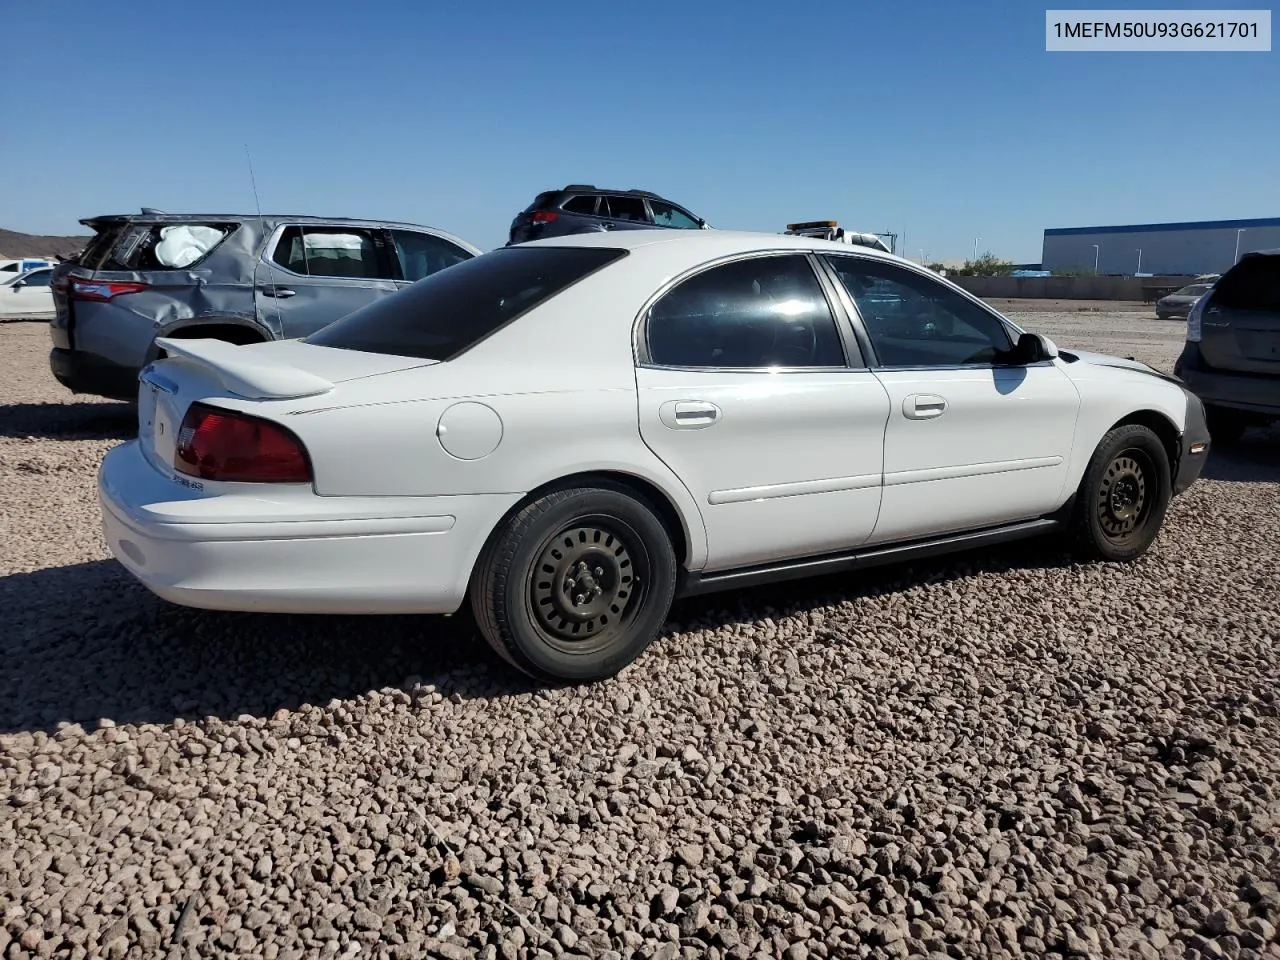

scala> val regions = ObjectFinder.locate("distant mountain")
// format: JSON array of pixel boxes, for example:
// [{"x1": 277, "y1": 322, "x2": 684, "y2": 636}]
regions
[{"x1": 0, "y1": 228, "x2": 92, "y2": 260}]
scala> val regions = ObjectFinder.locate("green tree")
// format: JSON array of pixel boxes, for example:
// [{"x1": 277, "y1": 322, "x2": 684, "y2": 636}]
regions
[{"x1": 952, "y1": 252, "x2": 1016, "y2": 277}]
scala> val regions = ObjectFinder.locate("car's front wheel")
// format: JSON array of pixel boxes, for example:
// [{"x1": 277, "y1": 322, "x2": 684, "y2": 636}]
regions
[
  {"x1": 1069, "y1": 424, "x2": 1172, "y2": 562},
  {"x1": 470, "y1": 484, "x2": 678, "y2": 683}
]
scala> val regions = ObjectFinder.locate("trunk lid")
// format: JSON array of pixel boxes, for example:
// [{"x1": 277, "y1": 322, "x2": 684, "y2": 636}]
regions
[
  {"x1": 1199, "y1": 252, "x2": 1280, "y2": 375},
  {"x1": 137, "y1": 338, "x2": 436, "y2": 475},
  {"x1": 154, "y1": 337, "x2": 437, "y2": 400}
]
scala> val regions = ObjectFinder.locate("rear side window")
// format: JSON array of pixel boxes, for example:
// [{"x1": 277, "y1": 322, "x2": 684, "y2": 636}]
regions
[
  {"x1": 1212, "y1": 256, "x2": 1280, "y2": 313},
  {"x1": 390, "y1": 230, "x2": 474, "y2": 282},
  {"x1": 602, "y1": 195, "x2": 649, "y2": 222},
  {"x1": 646, "y1": 254, "x2": 847, "y2": 368},
  {"x1": 81, "y1": 222, "x2": 235, "y2": 271},
  {"x1": 74, "y1": 224, "x2": 129, "y2": 270},
  {"x1": 272, "y1": 226, "x2": 390, "y2": 280},
  {"x1": 562, "y1": 195, "x2": 599, "y2": 215},
  {"x1": 306, "y1": 246, "x2": 627, "y2": 361}
]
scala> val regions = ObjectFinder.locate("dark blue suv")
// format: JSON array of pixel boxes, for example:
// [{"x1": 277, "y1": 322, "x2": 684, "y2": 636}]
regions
[{"x1": 508, "y1": 185, "x2": 709, "y2": 245}]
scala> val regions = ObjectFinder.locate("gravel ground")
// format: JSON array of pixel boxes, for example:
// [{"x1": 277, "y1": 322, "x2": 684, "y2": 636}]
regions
[{"x1": 2, "y1": 313, "x2": 1278, "y2": 960}]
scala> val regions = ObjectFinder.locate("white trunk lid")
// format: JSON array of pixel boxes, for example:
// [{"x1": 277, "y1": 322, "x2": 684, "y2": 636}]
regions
[{"x1": 135, "y1": 338, "x2": 437, "y2": 475}]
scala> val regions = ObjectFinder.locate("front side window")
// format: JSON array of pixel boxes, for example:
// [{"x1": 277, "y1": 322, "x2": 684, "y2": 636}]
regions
[
  {"x1": 602, "y1": 195, "x2": 649, "y2": 223},
  {"x1": 306, "y1": 246, "x2": 627, "y2": 361},
  {"x1": 824, "y1": 256, "x2": 1014, "y2": 367},
  {"x1": 649, "y1": 200, "x2": 701, "y2": 229},
  {"x1": 272, "y1": 226, "x2": 387, "y2": 280},
  {"x1": 19, "y1": 269, "x2": 52, "y2": 287},
  {"x1": 645, "y1": 254, "x2": 847, "y2": 369},
  {"x1": 390, "y1": 230, "x2": 474, "y2": 282}
]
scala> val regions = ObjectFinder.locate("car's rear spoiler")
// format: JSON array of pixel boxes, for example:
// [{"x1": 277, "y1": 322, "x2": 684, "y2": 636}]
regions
[{"x1": 153, "y1": 337, "x2": 334, "y2": 400}]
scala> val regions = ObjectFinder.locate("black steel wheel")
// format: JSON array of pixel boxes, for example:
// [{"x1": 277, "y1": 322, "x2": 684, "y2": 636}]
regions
[
  {"x1": 470, "y1": 484, "x2": 677, "y2": 683},
  {"x1": 1095, "y1": 450, "x2": 1154, "y2": 543},
  {"x1": 1070, "y1": 424, "x2": 1172, "y2": 562},
  {"x1": 528, "y1": 520, "x2": 646, "y2": 654}
]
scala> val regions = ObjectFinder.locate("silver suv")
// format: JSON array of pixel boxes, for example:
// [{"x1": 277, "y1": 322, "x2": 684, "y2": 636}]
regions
[
  {"x1": 49, "y1": 211, "x2": 481, "y2": 400},
  {"x1": 1174, "y1": 249, "x2": 1280, "y2": 442}
]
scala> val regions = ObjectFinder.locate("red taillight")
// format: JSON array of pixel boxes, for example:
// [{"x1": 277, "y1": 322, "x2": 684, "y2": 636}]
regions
[
  {"x1": 529, "y1": 210, "x2": 559, "y2": 223},
  {"x1": 69, "y1": 278, "x2": 148, "y2": 301},
  {"x1": 174, "y1": 402, "x2": 312, "y2": 483}
]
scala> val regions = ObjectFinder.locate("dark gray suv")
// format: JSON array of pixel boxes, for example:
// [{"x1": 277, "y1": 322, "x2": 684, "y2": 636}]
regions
[
  {"x1": 507, "y1": 185, "x2": 709, "y2": 245},
  {"x1": 49, "y1": 211, "x2": 481, "y2": 400},
  {"x1": 1174, "y1": 249, "x2": 1280, "y2": 443}
]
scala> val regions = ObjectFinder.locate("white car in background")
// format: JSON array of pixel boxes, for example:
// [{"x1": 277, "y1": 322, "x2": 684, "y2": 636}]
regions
[
  {"x1": 97, "y1": 231, "x2": 1211, "y2": 682},
  {"x1": 0, "y1": 266, "x2": 56, "y2": 319}
]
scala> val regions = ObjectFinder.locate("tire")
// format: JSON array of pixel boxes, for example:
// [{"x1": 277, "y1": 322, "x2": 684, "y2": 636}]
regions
[
  {"x1": 1069, "y1": 424, "x2": 1172, "y2": 563},
  {"x1": 1205, "y1": 405, "x2": 1248, "y2": 446},
  {"x1": 470, "y1": 484, "x2": 678, "y2": 683}
]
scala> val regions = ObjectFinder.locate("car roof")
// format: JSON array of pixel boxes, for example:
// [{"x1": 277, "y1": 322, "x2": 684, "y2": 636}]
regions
[
  {"x1": 555, "y1": 185, "x2": 667, "y2": 200},
  {"x1": 515, "y1": 227, "x2": 912, "y2": 265},
  {"x1": 79, "y1": 213, "x2": 462, "y2": 231}
]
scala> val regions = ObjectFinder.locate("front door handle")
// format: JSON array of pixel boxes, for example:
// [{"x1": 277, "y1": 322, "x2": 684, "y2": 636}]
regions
[
  {"x1": 903, "y1": 394, "x2": 947, "y2": 420},
  {"x1": 260, "y1": 285, "x2": 296, "y2": 298},
  {"x1": 659, "y1": 400, "x2": 721, "y2": 429}
]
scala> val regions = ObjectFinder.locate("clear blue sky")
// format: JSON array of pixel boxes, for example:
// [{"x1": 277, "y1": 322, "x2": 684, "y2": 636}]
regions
[{"x1": 3, "y1": 0, "x2": 1276, "y2": 261}]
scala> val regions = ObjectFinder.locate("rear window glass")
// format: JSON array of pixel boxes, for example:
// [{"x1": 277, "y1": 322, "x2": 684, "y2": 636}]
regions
[
  {"x1": 306, "y1": 246, "x2": 627, "y2": 361},
  {"x1": 1212, "y1": 256, "x2": 1280, "y2": 313},
  {"x1": 522, "y1": 192, "x2": 560, "y2": 214}
]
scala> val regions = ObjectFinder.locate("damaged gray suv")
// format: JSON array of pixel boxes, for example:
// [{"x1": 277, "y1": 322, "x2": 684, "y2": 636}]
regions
[{"x1": 49, "y1": 211, "x2": 481, "y2": 400}]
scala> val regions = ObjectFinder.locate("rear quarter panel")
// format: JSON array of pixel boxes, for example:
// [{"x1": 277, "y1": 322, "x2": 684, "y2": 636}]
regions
[
  {"x1": 64, "y1": 222, "x2": 264, "y2": 369},
  {"x1": 242, "y1": 262, "x2": 714, "y2": 569}
]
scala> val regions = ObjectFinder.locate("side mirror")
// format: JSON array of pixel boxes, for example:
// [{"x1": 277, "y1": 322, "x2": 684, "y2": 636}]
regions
[
  {"x1": 10, "y1": 281, "x2": 24, "y2": 290},
  {"x1": 1013, "y1": 331, "x2": 1058, "y2": 363}
]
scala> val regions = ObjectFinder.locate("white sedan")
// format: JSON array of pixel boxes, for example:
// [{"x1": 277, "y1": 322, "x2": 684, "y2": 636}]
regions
[
  {"x1": 98, "y1": 231, "x2": 1211, "y2": 681},
  {"x1": 0, "y1": 266, "x2": 56, "y2": 319}
]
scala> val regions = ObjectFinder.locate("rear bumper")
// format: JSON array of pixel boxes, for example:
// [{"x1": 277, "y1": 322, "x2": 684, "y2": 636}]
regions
[
  {"x1": 1174, "y1": 343, "x2": 1280, "y2": 417},
  {"x1": 49, "y1": 348, "x2": 140, "y2": 401},
  {"x1": 97, "y1": 441, "x2": 518, "y2": 615}
]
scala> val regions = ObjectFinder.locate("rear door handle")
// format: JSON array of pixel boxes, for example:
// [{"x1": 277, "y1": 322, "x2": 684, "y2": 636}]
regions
[
  {"x1": 659, "y1": 400, "x2": 721, "y2": 429},
  {"x1": 260, "y1": 285, "x2": 296, "y2": 298},
  {"x1": 903, "y1": 394, "x2": 947, "y2": 420}
]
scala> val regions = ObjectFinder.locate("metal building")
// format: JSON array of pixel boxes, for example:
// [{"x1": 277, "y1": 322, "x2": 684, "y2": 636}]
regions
[{"x1": 1042, "y1": 216, "x2": 1280, "y2": 276}]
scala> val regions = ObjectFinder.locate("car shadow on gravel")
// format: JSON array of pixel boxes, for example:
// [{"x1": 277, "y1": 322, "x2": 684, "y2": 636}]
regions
[
  {"x1": 0, "y1": 560, "x2": 540, "y2": 734},
  {"x1": 667, "y1": 536, "x2": 1079, "y2": 637},
  {"x1": 1201, "y1": 429, "x2": 1280, "y2": 484},
  {"x1": 0, "y1": 402, "x2": 137, "y2": 440},
  {"x1": 2, "y1": 539, "x2": 1081, "y2": 734}
]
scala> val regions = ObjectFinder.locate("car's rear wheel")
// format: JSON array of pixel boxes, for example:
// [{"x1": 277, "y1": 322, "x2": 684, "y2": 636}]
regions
[
  {"x1": 1205, "y1": 405, "x2": 1248, "y2": 445},
  {"x1": 1070, "y1": 424, "x2": 1172, "y2": 562},
  {"x1": 470, "y1": 485, "x2": 677, "y2": 683}
]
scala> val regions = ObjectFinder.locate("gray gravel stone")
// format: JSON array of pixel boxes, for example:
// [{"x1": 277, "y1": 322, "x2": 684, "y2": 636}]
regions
[{"x1": 1, "y1": 316, "x2": 1278, "y2": 959}]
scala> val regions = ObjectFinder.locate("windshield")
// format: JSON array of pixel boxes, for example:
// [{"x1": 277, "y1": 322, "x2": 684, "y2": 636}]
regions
[
  {"x1": 306, "y1": 246, "x2": 627, "y2": 360},
  {"x1": 1175, "y1": 283, "x2": 1210, "y2": 297}
]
